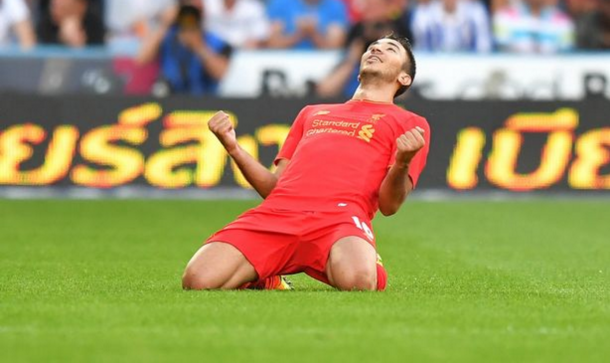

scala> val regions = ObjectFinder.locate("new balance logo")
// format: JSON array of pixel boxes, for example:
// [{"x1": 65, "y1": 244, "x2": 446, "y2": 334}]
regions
[{"x1": 357, "y1": 124, "x2": 375, "y2": 143}]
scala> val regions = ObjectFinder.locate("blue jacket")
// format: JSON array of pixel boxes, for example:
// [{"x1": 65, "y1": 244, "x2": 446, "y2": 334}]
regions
[{"x1": 160, "y1": 28, "x2": 230, "y2": 95}]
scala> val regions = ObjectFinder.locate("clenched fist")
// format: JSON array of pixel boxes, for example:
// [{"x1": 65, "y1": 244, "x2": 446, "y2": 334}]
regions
[
  {"x1": 208, "y1": 111, "x2": 238, "y2": 154},
  {"x1": 395, "y1": 126, "x2": 425, "y2": 168}
]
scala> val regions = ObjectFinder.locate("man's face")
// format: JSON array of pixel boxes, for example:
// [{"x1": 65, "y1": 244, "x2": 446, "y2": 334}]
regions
[{"x1": 359, "y1": 38, "x2": 409, "y2": 86}]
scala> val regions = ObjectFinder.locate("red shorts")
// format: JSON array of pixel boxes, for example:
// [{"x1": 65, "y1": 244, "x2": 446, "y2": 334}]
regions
[{"x1": 206, "y1": 206, "x2": 377, "y2": 286}]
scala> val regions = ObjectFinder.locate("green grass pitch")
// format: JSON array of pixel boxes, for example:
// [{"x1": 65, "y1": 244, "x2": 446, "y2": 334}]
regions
[{"x1": 0, "y1": 199, "x2": 608, "y2": 362}]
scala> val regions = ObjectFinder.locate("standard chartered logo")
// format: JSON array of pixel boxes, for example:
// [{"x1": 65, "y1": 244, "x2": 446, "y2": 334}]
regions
[{"x1": 357, "y1": 125, "x2": 375, "y2": 143}]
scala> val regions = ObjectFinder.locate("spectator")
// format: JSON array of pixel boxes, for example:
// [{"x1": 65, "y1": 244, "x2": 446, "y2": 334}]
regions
[
  {"x1": 481, "y1": 0, "x2": 492, "y2": 11},
  {"x1": 575, "y1": 0, "x2": 610, "y2": 50},
  {"x1": 37, "y1": 0, "x2": 105, "y2": 47},
  {"x1": 493, "y1": 0, "x2": 574, "y2": 53},
  {"x1": 317, "y1": 0, "x2": 413, "y2": 98},
  {"x1": 266, "y1": 0, "x2": 349, "y2": 49},
  {"x1": 137, "y1": 4, "x2": 232, "y2": 95},
  {"x1": 489, "y1": 0, "x2": 507, "y2": 13},
  {"x1": 105, "y1": 0, "x2": 178, "y2": 53},
  {"x1": 565, "y1": 0, "x2": 597, "y2": 15},
  {"x1": 202, "y1": 0, "x2": 270, "y2": 49},
  {"x1": 411, "y1": 0, "x2": 492, "y2": 52},
  {"x1": 341, "y1": 0, "x2": 411, "y2": 23},
  {"x1": 341, "y1": 0, "x2": 366, "y2": 23},
  {"x1": 0, "y1": 0, "x2": 36, "y2": 49},
  {"x1": 389, "y1": 0, "x2": 413, "y2": 18}
]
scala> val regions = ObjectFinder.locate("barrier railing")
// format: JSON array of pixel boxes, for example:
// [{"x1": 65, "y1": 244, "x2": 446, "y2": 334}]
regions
[
  {"x1": 2, "y1": 48, "x2": 610, "y2": 100},
  {"x1": 1, "y1": 95, "x2": 608, "y2": 193}
]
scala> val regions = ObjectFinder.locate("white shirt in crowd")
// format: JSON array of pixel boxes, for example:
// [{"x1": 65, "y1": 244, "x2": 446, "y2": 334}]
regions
[
  {"x1": 0, "y1": 0, "x2": 29, "y2": 47},
  {"x1": 203, "y1": 0, "x2": 270, "y2": 48},
  {"x1": 412, "y1": 0, "x2": 492, "y2": 53},
  {"x1": 493, "y1": 1, "x2": 574, "y2": 54},
  {"x1": 105, "y1": 0, "x2": 177, "y2": 50}
]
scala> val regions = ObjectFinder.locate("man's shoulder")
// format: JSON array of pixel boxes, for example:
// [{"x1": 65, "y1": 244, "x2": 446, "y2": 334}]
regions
[
  {"x1": 389, "y1": 105, "x2": 426, "y2": 120},
  {"x1": 205, "y1": 31, "x2": 232, "y2": 54},
  {"x1": 302, "y1": 102, "x2": 346, "y2": 113},
  {"x1": 389, "y1": 106, "x2": 429, "y2": 129},
  {"x1": 205, "y1": 31, "x2": 224, "y2": 45}
]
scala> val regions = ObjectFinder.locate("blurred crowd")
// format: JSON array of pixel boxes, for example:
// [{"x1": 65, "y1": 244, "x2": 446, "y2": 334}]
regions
[
  {"x1": 3, "y1": 0, "x2": 610, "y2": 52},
  {"x1": 2, "y1": 0, "x2": 609, "y2": 95}
]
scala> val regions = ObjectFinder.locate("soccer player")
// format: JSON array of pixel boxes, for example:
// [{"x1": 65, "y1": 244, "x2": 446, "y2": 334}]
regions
[{"x1": 182, "y1": 34, "x2": 430, "y2": 291}]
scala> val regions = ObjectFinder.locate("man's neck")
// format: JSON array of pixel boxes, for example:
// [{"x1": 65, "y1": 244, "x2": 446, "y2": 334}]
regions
[{"x1": 352, "y1": 83, "x2": 395, "y2": 104}]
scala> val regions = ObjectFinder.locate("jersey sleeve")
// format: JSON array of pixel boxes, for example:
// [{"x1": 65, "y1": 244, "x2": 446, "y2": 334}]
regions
[
  {"x1": 273, "y1": 106, "x2": 310, "y2": 165},
  {"x1": 388, "y1": 116, "x2": 431, "y2": 189}
]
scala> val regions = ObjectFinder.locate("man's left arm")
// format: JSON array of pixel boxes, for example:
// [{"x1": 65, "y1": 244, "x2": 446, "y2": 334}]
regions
[
  {"x1": 378, "y1": 127, "x2": 427, "y2": 216},
  {"x1": 186, "y1": 34, "x2": 232, "y2": 81}
]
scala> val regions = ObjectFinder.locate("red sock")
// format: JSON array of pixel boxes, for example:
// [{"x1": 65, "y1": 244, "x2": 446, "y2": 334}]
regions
[{"x1": 376, "y1": 264, "x2": 388, "y2": 291}]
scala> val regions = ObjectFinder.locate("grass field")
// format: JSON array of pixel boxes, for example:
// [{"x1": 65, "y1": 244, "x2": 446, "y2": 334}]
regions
[{"x1": 0, "y1": 199, "x2": 608, "y2": 362}]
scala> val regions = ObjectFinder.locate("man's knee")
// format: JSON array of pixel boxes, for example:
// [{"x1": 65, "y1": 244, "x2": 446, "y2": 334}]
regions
[
  {"x1": 327, "y1": 236, "x2": 379, "y2": 291},
  {"x1": 182, "y1": 266, "x2": 223, "y2": 290},
  {"x1": 182, "y1": 246, "x2": 225, "y2": 290},
  {"x1": 182, "y1": 242, "x2": 258, "y2": 290},
  {"x1": 333, "y1": 266, "x2": 377, "y2": 291}
]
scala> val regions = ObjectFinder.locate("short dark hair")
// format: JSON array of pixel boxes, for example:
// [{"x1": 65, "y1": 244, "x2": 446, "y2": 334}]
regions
[{"x1": 382, "y1": 34, "x2": 416, "y2": 98}]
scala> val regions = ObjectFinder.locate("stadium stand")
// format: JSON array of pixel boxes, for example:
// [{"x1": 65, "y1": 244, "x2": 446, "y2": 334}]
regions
[{"x1": 0, "y1": 0, "x2": 609, "y2": 97}]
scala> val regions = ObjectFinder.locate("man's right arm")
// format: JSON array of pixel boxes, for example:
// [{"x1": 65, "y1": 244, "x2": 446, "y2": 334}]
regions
[
  {"x1": 230, "y1": 146, "x2": 288, "y2": 199},
  {"x1": 208, "y1": 111, "x2": 288, "y2": 199}
]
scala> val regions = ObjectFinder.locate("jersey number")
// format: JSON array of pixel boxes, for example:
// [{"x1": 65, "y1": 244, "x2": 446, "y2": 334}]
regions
[{"x1": 352, "y1": 216, "x2": 374, "y2": 240}]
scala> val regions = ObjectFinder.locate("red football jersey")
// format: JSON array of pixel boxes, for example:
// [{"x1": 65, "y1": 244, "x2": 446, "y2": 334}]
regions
[{"x1": 263, "y1": 99, "x2": 431, "y2": 219}]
